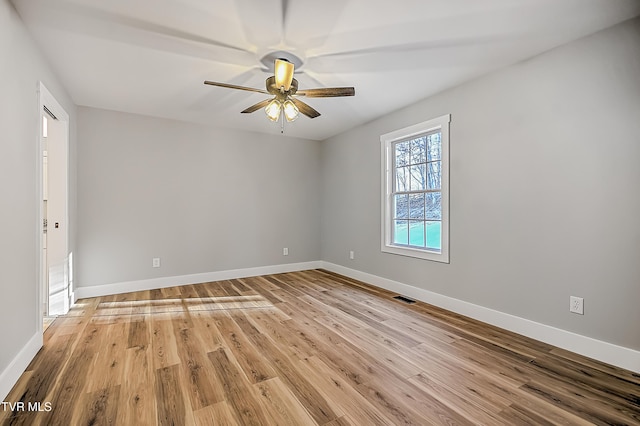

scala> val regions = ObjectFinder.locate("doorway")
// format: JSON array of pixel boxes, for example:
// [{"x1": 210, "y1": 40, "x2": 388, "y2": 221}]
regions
[{"x1": 38, "y1": 82, "x2": 71, "y2": 330}]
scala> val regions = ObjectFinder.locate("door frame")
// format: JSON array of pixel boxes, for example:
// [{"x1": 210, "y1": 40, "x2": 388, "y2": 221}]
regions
[{"x1": 37, "y1": 82, "x2": 70, "y2": 333}]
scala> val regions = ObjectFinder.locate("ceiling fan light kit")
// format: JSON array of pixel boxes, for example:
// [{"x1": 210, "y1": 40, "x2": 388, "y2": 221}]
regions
[
  {"x1": 204, "y1": 53, "x2": 355, "y2": 132},
  {"x1": 265, "y1": 98, "x2": 299, "y2": 123}
]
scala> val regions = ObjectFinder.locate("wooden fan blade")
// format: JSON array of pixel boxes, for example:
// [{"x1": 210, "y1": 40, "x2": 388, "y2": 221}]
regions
[
  {"x1": 291, "y1": 98, "x2": 321, "y2": 119},
  {"x1": 241, "y1": 99, "x2": 271, "y2": 114},
  {"x1": 296, "y1": 87, "x2": 355, "y2": 98},
  {"x1": 204, "y1": 81, "x2": 269, "y2": 94}
]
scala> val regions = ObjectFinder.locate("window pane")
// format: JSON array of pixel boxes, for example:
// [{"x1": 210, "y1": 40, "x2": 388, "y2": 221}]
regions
[
  {"x1": 410, "y1": 137, "x2": 426, "y2": 164},
  {"x1": 410, "y1": 164, "x2": 426, "y2": 191},
  {"x1": 426, "y1": 221, "x2": 441, "y2": 250},
  {"x1": 409, "y1": 193, "x2": 424, "y2": 219},
  {"x1": 409, "y1": 220, "x2": 425, "y2": 247},
  {"x1": 426, "y1": 161, "x2": 441, "y2": 190},
  {"x1": 395, "y1": 166, "x2": 409, "y2": 192},
  {"x1": 395, "y1": 141, "x2": 410, "y2": 167},
  {"x1": 394, "y1": 194, "x2": 408, "y2": 219},
  {"x1": 425, "y1": 192, "x2": 441, "y2": 220},
  {"x1": 393, "y1": 220, "x2": 408, "y2": 245},
  {"x1": 427, "y1": 133, "x2": 441, "y2": 161}
]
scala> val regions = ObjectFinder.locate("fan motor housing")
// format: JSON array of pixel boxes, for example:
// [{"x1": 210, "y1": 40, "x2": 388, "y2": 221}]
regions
[{"x1": 266, "y1": 76, "x2": 298, "y2": 97}]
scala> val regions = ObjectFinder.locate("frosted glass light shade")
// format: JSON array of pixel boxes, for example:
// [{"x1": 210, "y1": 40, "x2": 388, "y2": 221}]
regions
[
  {"x1": 265, "y1": 99, "x2": 281, "y2": 121},
  {"x1": 274, "y1": 59, "x2": 294, "y2": 91},
  {"x1": 283, "y1": 99, "x2": 299, "y2": 122}
]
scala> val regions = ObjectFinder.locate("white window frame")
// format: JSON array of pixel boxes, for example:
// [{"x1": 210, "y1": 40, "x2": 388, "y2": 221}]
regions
[{"x1": 381, "y1": 114, "x2": 450, "y2": 263}]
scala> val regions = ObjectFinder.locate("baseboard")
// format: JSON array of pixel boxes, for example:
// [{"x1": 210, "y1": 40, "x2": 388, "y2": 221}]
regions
[
  {"x1": 320, "y1": 261, "x2": 640, "y2": 374},
  {"x1": 0, "y1": 333, "x2": 42, "y2": 401},
  {"x1": 75, "y1": 261, "x2": 323, "y2": 299}
]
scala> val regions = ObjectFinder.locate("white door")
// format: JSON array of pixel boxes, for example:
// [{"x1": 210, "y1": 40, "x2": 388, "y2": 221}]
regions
[{"x1": 44, "y1": 112, "x2": 69, "y2": 316}]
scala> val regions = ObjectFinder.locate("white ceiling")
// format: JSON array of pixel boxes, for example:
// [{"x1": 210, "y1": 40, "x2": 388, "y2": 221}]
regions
[{"x1": 12, "y1": 0, "x2": 640, "y2": 140}]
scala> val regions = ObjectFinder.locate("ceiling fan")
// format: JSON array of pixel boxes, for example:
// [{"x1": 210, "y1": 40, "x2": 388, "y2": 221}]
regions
[{"x1": 204, "y1": 57, "x2": 355, "y2": 123}]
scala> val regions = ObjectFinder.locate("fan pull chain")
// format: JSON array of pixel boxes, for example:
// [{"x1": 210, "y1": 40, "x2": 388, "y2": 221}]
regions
[{"x1": 281, "y1": 111, "x2": 285, "y2": 133}]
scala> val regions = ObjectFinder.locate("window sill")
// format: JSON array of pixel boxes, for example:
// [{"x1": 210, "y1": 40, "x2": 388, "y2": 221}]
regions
[{"x1": 381, "y1": 244, "x2": 449, "y2": 263}]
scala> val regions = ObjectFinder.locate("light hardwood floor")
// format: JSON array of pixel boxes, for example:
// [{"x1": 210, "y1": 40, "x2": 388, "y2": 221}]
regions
[{"x1": 2, "y1": 269, "x2": 639, "y2": 425}]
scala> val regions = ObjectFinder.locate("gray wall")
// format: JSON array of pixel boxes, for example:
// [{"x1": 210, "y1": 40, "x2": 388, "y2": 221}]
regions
[
  {"x1": 76, "y1": 107, "x2": 321, "y2": 287},
  {"x1": 320, "y1": 18, "x2": 640, "y2": 351},
  {"x1": 0, "y1": 0, "x2": 76, "y2": 374}
]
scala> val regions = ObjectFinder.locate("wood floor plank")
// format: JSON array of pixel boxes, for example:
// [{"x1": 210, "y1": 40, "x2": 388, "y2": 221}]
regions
[
  {"x1": 521, "y1": 380, "x2": 639, "y2": 425},
  {"x1": 245, "y1": 286, "x2": 286, "y2": 305},
  {"x1": 213, "y1": 313, "x2": 277, "y2": 384},
  {"x1": 408, "y1": 372, "x2": 508, "y2": 424},
  {"x1": 229, "y1": 278, "x2": 253, "y2": 294},
  {"x1": 263, "y1": 275, "x2": 306, "y2": 297},
  {"x1": 190, "y1": 282, "x2": 214, "y2": 299},
  {"x1": 230, "y1": 312, "x2": 340, "y2": 424},
  {"x1": 315, "y1": 269, "x2": 382, "y2": 292},
  {"x1": 497, "y1": 403, "x2": 557, "y2": 425},
  {"x1": 193, "y1": 401, "x2": 240, "y2": 426},
  {"x1": 324, "y1": 288, "x2": 391, "y2": 322},
  {"x1": 356, "y1": 372, "x2": 474, "y2": 425},
  {"x1": 497, "y1": 385, "x2": 598, "y2": 425},
  {"x1": 323, "y1": 416, "x2": 354, "y2": 426},
  {"x1": 252, "y1": 377, "x2": 318, "y2": 426},
  {"x1": 407, "y1": 342, "x2": 524, "y2": 409},
  {"x1": 409, "y1": 300, "x2": 556, "y2": 359},
  {"x1": 2, "y1": 269, "x2": 638, "y2": 425},
  {"x1": 172, "y1": 321, "x2": 224, "y2": 410},
  {"x1": 85, "y1": 322, "x2": 128, "y2": 393},
  {"x1": 130, "y1": 290, "x2": 152, "y2": 315},
  {"x1": 382, "y1": 316, "x2": 459, "y2": 346},
  {"x1": 188, "y1": 313, "x2": 226, "y2": 353},
  {"x1": 40, "y1": 324, "x2": 103, "y2": 425},
  {"x1": 117, "y1": 346, "x2": 156, "y2": 426},
  {"x1": 295, "y1": 356, "x2": 393, "y2": 425},
  {"x1": 270, "y1": 303, "x2": 374, "y2": 385},
  {"x1": 310, "y1": 312, "x2": 423, "y2": 379},
  {"x1": 446, "y1": 337, "x2": 536, "y2": 386},
  {"x1": 242, "y1": 309, "x2": 315, "y2": 360},
  {"x1": 155, "y1": 365, "x2": 191, "y2": 426},
  {"x1": 150, "y1": 319, "x2": 181, "y2": 370},
  {"x1": 241, "y1": 275, "x2": 280, "y2": 292},
  {"x1": 127, "y1": 316, "x2": 149, "y2": 349},
  {"x1": 75, "y1": 385, "x2": 121, "y2": 426},
  {"x1": 529, "y1": 355, "x2": 640, "y2": 411},
  {"x1": 160, "y1": 286, "x2": 182, "y2": 299},
  {"x1": 287, "y1": 271, "x2": 335, "y2": 293},
  {"x1": 549, "y1": 346, "x2": 640, "y2": 386},
  {"x1": 180, "y1": 284, "x2": 201, "y2": 300},
  {"x1": 207, "y1": 347, "x2": 271, "y2": 426},
  {"x1": 307, "y1": 290, "x2": 423, "y2": 348},
  {"x1": 212, "y1": 280, "x2": 242, "y2": 297}
]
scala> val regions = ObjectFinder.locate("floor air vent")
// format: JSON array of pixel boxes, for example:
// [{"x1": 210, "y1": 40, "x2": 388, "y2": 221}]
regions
[{"x1": 393, "y1": 295, "x2": 416, "y2": 304}]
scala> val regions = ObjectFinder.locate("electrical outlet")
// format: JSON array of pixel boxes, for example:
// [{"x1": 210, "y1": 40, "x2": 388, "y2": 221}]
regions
[
  {"x1": 152, "y1": 257, "x2": 160, "y2": 268},
  {"x1": 283, "y1": 247, "x2": 288, "y2": 256},
  {"x1": 570, "y1": 296, "x2": 584, "y2": 315},
  {"x1": 349, "y1": 250, "x2": 355, "y2": 260}
]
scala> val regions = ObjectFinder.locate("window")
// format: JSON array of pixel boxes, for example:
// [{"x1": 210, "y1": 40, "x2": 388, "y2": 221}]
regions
[{"x1": 381, "y1": 114, "x2": 450, "y2": 262}]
